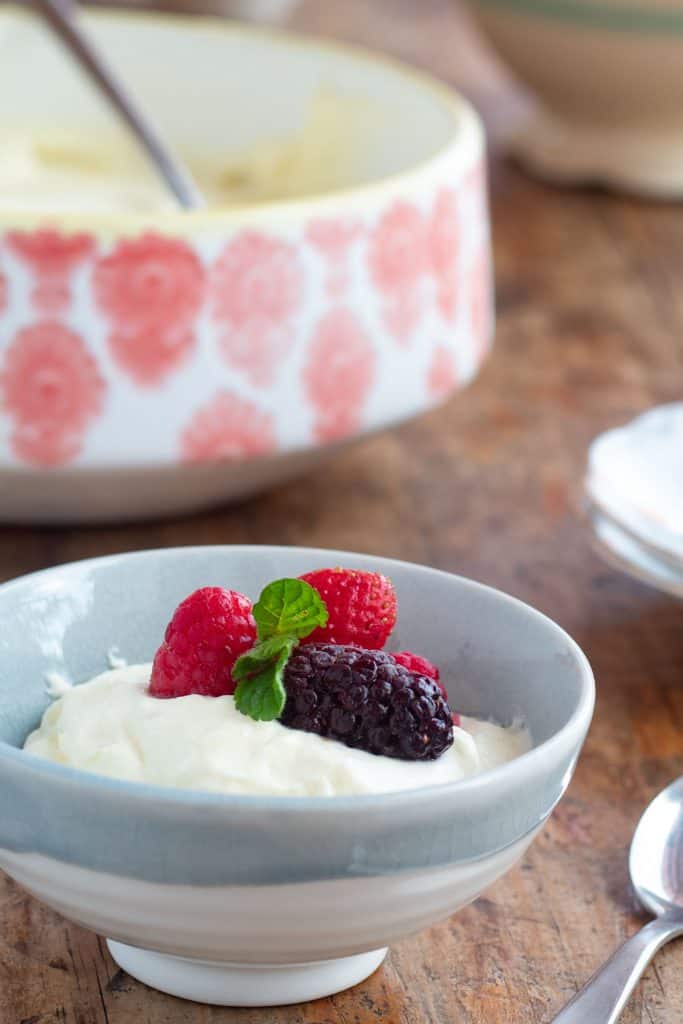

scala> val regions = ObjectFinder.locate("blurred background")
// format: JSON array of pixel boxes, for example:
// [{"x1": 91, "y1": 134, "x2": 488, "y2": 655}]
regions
[{"x1": 82, "y1": 0, "x2": 520, "y2": 135}]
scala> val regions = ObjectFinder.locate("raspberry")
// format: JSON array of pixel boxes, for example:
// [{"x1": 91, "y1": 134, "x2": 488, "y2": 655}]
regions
[
  {"x1": 280, "y1": 643, "x2": 453, "y2": 760},
  {"x1": 149, "y1": 587, "x2": 256, "y2": 698},
  {"x1": 392, "y1": 651, "x2": 440, "y2": 682},
  {"x1": 299, "y1": 568, "x2": 397, "y2": 649}
]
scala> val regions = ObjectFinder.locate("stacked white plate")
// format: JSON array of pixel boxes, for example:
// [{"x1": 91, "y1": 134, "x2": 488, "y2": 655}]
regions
[{"x1": 585, "y1": 404, "x2": 683, "y2": 598}]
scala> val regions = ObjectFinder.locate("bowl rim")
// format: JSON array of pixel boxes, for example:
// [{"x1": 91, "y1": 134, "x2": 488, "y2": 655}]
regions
[
  {"x1": 0, "y1": 5, "x2": 483, "y2": 234},
  {"x1": 0, "y1": 544, "x2": 595, "y2": 814}
]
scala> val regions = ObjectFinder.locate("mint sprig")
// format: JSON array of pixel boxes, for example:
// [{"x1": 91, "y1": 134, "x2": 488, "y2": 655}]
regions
[
  {"x1": 233, "y1": 635, "x2": 296, "y2": 721},
  {"x1": 253, "y1": 578, "x2": 328, "y2": 641},
  {"x1": 233, "y1": 578, "x2": 328, "y2": 722}
]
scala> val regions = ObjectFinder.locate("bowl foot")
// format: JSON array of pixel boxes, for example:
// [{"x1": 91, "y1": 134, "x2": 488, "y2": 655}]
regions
[
  {"x1": 508, "y1": 109, "x2": 683, "y2": 198},
  {"x1": 107, "y1": 940, "x2": 388, "y2": 1006}
]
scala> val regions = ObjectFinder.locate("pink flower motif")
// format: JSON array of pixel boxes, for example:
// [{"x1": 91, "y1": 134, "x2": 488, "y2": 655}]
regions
[
  {"x1": 107, "y1": 323, "x2": 196, "y2": 387},
  {"x1": 368, "y1": 202, "x2": 429, "y2": 346},
  {"x1": 464, "y1": 159, "x2": 487, "y2": 218},
  {"x1": 11, "y1": 423, "x2": 82, "y2": 468},
  {"x1": 382, "y1": 290, "x2": 423, "y2": 347},
  {"x1": 7, "y1": 229, "x2": 94, "y2": 273},
  {"x1": 307, "y1": 218, "x2": 362, "y2": 300},
  {"x1": 429, "y1": 189, "x2": 460, "y2": 322},
  {"x1": 93, "y1": 234, "x2": 205, "y2": 385},
  {"x1": 309, "y1": 215, "x2": 366, "y2": 299},
  {"x1": 303, "y1": 308, "x2": 376, "y2": 443},
  {"x1": 217, "y1": 319, "x2": 292, "y2": 389},
  {"x1": 427, "y1": 345, "x2": 459, "y2": 399},
  {"x1": 6, "y1": 229, "x2": 95, "y2": 316},
  {"x1": 470, "y1": 248, "x2": 494, "y2": 361},
  {"x1": 0, "y1": 321, "x2": 105, "y2": 467},
  {"x1": 210, "y1": 233, "x2": 305, "y2": 384},
  {"x1": 181, "y1": 391, "x2": 276, "y2": 462},
  {"x1": 211, "y1": 233, "x2": 304, "y2": 330},
  {"x1": 94, "y1": 234, "x2": 205, "y2": 329},
  {"x1": 368, "y1": 201, "x2": 428, "y2": 295},
  {"x1": 306, "y1": 218, "x2": 362, "y2": 256}
]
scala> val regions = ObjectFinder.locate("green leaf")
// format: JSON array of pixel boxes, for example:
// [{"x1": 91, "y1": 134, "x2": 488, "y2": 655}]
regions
[
  {"x1": 233, "y1": 635, "x2": 296, "y2": 721},
  {"x1": 252, "y1": 578, "x2": 328, "y2": 642}
]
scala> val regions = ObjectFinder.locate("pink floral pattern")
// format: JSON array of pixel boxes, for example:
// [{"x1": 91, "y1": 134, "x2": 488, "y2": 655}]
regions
[
  {"x1": 106, "y1": 323, "x2": 197, "y2": 388},
  {"x1": 306, "y1": 218, "x2": 361, "y2": 298},
  {"x1": 94, "y1": 234, "x2": 204, "y2": 326},
  {"x1": 368, "y1": 201, "x2": 429, "y2": 345},
  {"x1": 368, "y1": 202, "x2": 428, "y2": 293},
  {"x1": 0, "y1": 154, "x2": 491, "y2": 472},
  {"x1": 93, "y1": 234, "x2": 205, "y2": 385},
  {"x1": 214, "y1": 320, "x2": 290, "y2": 389},
  {"x1": 469, "y1": 247, "x2": 493, "y2": 361},
  {"x1": 427, "y1": 345, "x2": 459, "y2": 399},
  {"x1": 181, "y1": 391, "x2": 276, "y2": 462},
  {"x1": 0, "y1": 321, "x2": 105, "y2": 467},
  {"x1": 7, "y1": 230, "x2": 94, "y2": 316},
  {"x1": 303, "y1": 308, "x2": 376, "y2": 443},
  {"x1": 463, "y1": 159, "x2": 487, "y2": 221},
  {"x1": 306, "y1": 218, "x2": 362, "y2": 254},
  {"x1": 211, "y1": 233, "x2": 302, "y2": 326},
  {"x1": 429, "y1": 189, "x2": 460, "y2": 322},
  {"x1": 210, "y1": 233, "x2": 304, "y2": 386}
]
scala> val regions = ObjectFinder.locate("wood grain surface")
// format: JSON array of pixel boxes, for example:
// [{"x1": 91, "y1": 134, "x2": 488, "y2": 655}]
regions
[{"x1": 1, "y1": 1, "x2": 682, "y2": 1021}]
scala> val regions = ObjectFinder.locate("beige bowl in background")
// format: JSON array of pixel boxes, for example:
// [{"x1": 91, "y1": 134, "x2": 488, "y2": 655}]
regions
[{"x1": 465, "y1": 0, "x2": 683, "y2": 197}]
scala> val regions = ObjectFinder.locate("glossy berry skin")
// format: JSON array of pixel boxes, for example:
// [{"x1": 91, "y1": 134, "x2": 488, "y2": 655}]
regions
[
  {"x1": 281, "y1": 644, "x2": 454, "y2": 761},
  {"x1": 149, "y1": 587, "x2": 257, "y2": 698},
  {"x1": 299, "y1": 568, "x2": 397, "y2": 649},
  {"x1": 391, "y1": 651, "x2": 460, "y2": 725},
  {"x1": 392, "y1": 651, "x2": 440, "y2": 683}
]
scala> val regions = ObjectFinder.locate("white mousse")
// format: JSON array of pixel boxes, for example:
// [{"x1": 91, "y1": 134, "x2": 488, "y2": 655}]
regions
[{"x1": 25, "y1": 664, "x2": 531, "y2": 797}]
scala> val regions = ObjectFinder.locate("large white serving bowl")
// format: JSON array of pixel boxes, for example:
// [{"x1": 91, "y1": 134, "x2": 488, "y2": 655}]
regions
[
  {"x1": 0, "y1": 7, "x2": 491, "y2": 523},
  {"x1": 0, "y1": 546, "x2": 594, "y2": 1005},
  {"x1": 465, "y1": 0, "x2": 683, "y2": 196}
]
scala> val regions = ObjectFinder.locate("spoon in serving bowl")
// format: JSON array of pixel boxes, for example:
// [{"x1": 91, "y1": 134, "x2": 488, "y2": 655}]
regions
[
  {"x1": 550, "y1": 776, "x2": 683, "y2": 1023},
  {"x1": 30, "y1": 0, "x2": 205, "y2": 209}
]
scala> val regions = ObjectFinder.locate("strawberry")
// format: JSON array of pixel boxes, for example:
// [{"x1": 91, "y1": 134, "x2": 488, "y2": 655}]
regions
[{"x1": 299, "y1": 568, "x2": 397, "y2": 649}]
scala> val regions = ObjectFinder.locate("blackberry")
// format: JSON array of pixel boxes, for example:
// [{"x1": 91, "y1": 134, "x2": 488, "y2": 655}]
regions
[{"x1": 281, "y1": 643, "x2": 453, "y2": 761}]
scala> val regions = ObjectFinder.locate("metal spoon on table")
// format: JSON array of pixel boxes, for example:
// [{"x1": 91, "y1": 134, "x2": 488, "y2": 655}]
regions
[
  {"x1": 550, "y1": 776, "x2": 683, "y2": 1023},
  {"x1": 31, "y1": 0, "x2": 205, "y2": 209}
]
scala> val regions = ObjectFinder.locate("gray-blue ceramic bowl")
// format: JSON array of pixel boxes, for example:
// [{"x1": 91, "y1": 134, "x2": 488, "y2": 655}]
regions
[{"x1": 0, "y1": 546, "x2": 594, "y2": 1006}]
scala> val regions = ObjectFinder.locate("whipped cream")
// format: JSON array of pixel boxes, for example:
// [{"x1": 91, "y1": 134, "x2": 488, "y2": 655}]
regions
[{"x1": 24, "y1": 664, "x2": 531, "y2": 797}]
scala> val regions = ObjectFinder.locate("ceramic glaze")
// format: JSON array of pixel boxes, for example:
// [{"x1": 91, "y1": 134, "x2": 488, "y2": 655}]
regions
[
  {"x1": 0, "y1": 7, "x2": 492, "y2": 523},
  {"x1": 0, "y1": 546, "x2": 594, "y2": 1004}
]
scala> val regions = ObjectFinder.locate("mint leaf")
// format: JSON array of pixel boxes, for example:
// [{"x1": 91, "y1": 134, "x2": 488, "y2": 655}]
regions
[
  {"x1": 253, "y1": 578, "x2": 328, "y2": 641},
  {"x1": 233, "y1": 578, "x2": 328, "y2": 723},
  {"x1": 233, "y1": 635, "x2": 296, "y2": 721}
]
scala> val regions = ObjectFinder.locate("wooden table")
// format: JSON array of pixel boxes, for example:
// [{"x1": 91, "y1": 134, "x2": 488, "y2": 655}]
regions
[{"x1": 2, "y1": 1, "x2": 682, "y2": 1021}]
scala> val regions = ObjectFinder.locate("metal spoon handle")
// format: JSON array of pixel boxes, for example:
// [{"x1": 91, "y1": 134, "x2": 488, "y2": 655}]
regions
[
  {"x1": 31, "y1": 0, "x2": 205, "y2": 209},
  {"x1": 549, "y1": 914, "x2": 683, "y2": 1024}
]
